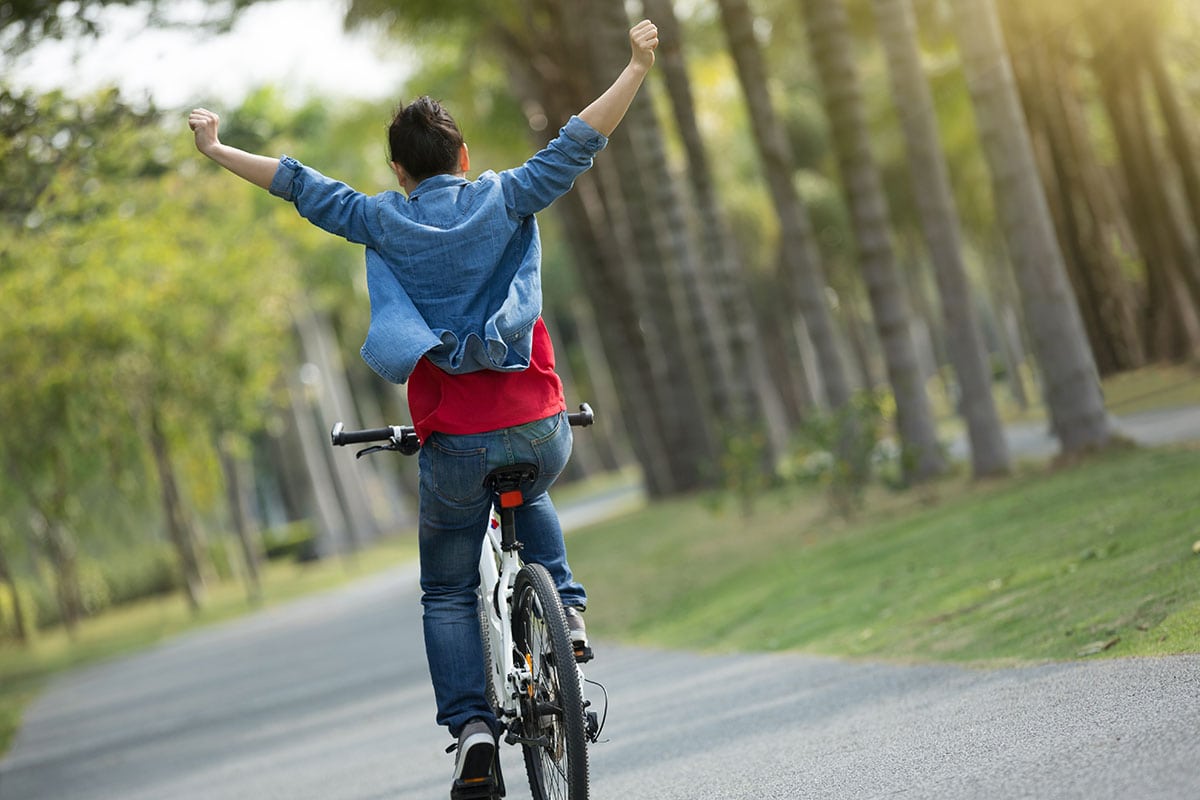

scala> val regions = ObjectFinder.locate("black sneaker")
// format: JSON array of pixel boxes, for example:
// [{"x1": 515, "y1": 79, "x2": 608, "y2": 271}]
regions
[
  {"x1": 450, "y1": 719, "x2": 496, "y2": 799},
  {"x1": 564, "y1": 606, "x2": 593, "y2": 663}
]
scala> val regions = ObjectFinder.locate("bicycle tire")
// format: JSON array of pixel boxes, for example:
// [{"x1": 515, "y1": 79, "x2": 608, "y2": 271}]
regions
[
  {"x1": 512, "y1": 564, "x2": 589, "y2": 800},
  {"x1": 476, "y1": 590, "x2": 501, "y2": 710}
]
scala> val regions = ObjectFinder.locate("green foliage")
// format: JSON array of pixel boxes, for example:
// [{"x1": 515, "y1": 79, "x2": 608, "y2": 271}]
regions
[
  {"x1": 784, "y1": 390, "x2": 898, "y2": 516},
  {"x1": 98, "y1": 543, "x2": 179, "y2": 606},
  {"x1": 714, "y1": 426, "x2": 774, "y2": 517},
  {"x1": 8, "y1": 544, "x2": 178, "y2": 634},
  {"x1": 262, "y1": 520, "x2": 318, "y2": 563},
  {"x1": 0, "y1": 85, "x2": 301, "y2": 621},
  {"x1": 0, "y1": 583, "x2": 37, "y2": 644}
]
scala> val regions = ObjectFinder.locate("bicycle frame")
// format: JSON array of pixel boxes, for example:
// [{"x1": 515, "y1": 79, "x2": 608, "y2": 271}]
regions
[{"x1": 478, "y1": 508, "x2": 525, "y2": 721}]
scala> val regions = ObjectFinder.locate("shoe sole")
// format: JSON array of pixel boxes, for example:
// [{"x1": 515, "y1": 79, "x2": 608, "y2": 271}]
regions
[{"x1": 452, "y1": 731, "x2": 496, "y2": 786}]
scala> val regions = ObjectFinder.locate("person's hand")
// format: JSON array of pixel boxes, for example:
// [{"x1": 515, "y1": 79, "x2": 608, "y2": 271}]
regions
[
  {"x1": 188, "y1": 108, "x2": 221, "y2": 156},
  {"x1": 629, "y1": 19, "x2": 658, "y2": 72}
]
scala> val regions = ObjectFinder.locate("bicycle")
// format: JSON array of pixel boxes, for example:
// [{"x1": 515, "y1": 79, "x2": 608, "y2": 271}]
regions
[{"x1": 331, "y1": 404, "x2": 606, "y2": 800}]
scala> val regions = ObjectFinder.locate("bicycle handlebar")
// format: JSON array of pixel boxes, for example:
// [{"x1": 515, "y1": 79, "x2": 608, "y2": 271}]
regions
[
  {"x1": 330, "y1": 403, "x2": 594, "y2": 454},
  {"x1": 566, "y1": 402, "x2": 594, "y2": 428},
  {"x1": 329, "y1": 423, "x2": 402, "y2": 446}
]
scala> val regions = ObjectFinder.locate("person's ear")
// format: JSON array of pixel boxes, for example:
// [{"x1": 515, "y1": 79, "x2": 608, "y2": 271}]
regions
[
  {"x1": 458, "y1": 143, "x2": 470, "y2": 175},
  {"x1": 390, "y1": 161, "x2": 407, "y2": 186}
]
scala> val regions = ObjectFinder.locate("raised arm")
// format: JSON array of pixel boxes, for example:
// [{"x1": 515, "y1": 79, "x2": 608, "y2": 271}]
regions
[
  {"x1": 188, "y1": 108, "x2": 278, "y2": 190},
  {"x1": 577, "y1": 19, "x2": 659, "y2": 137}
]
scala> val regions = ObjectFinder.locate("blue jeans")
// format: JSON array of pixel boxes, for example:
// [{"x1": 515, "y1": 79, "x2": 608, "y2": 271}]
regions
[{"x1": 416, "y1": 411, "x2": 586, "y2": 737}]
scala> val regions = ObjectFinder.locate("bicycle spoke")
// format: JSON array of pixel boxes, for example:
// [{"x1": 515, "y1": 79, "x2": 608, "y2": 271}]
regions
[{"x1": 513, "y1": 564, "x2": 589, "y2": 800}]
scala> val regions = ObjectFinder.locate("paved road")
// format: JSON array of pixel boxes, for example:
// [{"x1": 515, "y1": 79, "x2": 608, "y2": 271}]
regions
[
  {"x1": 4, "y1": 408, "x2": 1200, "y2": 800},
  {"x1": 2, "y1": 560, "x2": 1198, "y2": 800},
  {"x1": 947, "y1": 404, "x2": 1200, "y2": 461}
]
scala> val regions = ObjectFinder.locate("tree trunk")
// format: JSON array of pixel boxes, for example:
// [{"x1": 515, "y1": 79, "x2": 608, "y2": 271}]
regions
[
  {"x1": 499, "y1": 0, "x2": 725, "y2": 496},
  {"x1": 999, "y1": 0, "x2": 1144, "y2": 376},
  {"x1": 715, "y1": 0, "x2": 853, "y2": 412},
  {"x1": 287, "y1": 371, "x2": 353, "y2": 559},
  {"x1": 0, "y1": 532, "x2": 29, "y2": 643},
  {"x1": 802, "y1": 0, "x2": 946, "y2": 481},
  {"x1": 218, "y1": 435, "x2": 262, "y2": 606},
  {"x1": 872, "y1": 0, "x2": 1010, "y2": 477},
  {"x1": 294, "y1": 307, "x2": 381, "y2": 546},
  {"x1": 6, "y1": 455, "x2": 84, "y2": 634},
  {"x1": 566, "y1": 296, "x2": 633, "y2": 473},
  {"x1": 641, "y1": 0, "x2": 792, "y2": 462},
  {"x1": 950, "y1": 0, "x2": 1111, "y2": 455},
  {"x1": 1144, "y1": 10, "x2": 1200, "y2": 254},
  {"x1": 577, "y1": 0, "x2": 718, "y2": 491},
  {"x1": 558, "y1": 180, "x2": 678, "y2": 495},
  {"x1": 1088, "y1": 14, "x2": 1200, "y2": 360},
  {"x1": 496, "y1": 25, "x2": 678, "y2": 496},
  {"x1": 148, "y1": 408, "x2": 205, "y2": 612},
  {"x1": 541, "y1": 312, "x2": 602, "y2": 482}
]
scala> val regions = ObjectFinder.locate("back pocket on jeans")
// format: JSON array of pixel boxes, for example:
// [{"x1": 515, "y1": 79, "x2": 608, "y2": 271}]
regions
[{"x1": 427, "y1": 441, "x2": 488, "y2": 505}]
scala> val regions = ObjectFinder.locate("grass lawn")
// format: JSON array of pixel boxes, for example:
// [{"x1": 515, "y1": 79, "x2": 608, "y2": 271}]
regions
[{"x1": 570, "y1": 443, "x2": 1200, "y2": 666}]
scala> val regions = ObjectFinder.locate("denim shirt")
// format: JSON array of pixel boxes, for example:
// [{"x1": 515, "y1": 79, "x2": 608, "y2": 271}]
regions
[{"x1": 269, "y1": 116, "x2": 608, "y2": 384}]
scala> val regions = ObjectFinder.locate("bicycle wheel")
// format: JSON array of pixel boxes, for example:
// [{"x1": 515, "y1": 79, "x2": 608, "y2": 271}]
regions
[
  {"x1": 512, "y1": 564, "x2": 589, "y2": 800},
  {"x1": 476, "y1": 590, "x2": 500, "y2": 710}
]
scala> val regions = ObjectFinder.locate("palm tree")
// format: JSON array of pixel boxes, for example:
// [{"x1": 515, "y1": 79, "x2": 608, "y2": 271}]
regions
[
  {"x1": 870, "y1": 0, "x2": 1010, "y2": 477},
  {"x1": 499, "y1": 1, "x2": 684, "y2": 495},
  {"x1": 949, "y1": 0, "x2": 1110, "y2": 454},
  {"x1": 998, "y1": 0, "x2": 1145, "y2": 376},
  {"x1": 641, "y1": 0, "x2": 792, "y2": 459},
  {"x1": 714, "y1": 0, "x2": 852, "y2": 413},
  {"x1": 800, "y1": 0, "x2": 945, "y2": 481},
  {"x1": 1084, "y1": 5, "x2": 1200, "y2": 361},
  {"x1": 576, "y1": 0, "x2": 719, "y2": 490}
]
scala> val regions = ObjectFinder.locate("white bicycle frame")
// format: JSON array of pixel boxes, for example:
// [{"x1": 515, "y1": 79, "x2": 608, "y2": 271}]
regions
[{"x1": 477, "y1": 508, "x2": 527, "y2": 721}]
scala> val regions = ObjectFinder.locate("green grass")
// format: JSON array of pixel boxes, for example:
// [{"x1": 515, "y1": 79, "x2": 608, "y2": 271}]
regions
[{"x1": 569, "y1": 443, "x2": 1200, "y2": 666}]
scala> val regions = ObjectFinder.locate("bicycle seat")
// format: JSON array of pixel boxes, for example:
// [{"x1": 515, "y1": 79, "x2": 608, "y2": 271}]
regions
[
  {"x1": 484, "y1": 463, "x2": 540, "y2": 510},
  {"x1": 483, "y1": 463, "x2": 540, "y2": 495}
]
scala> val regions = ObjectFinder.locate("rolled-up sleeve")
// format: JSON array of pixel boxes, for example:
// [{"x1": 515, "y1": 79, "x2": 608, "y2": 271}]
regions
[
  {"x1": 501, "y1": 116, "x2": 609, "y2": 219},
  {"x1": 269, "y1": 156, "x2": 381, "y2": 246}
]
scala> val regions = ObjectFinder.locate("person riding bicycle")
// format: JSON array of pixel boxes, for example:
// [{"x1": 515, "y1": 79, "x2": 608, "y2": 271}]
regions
[{"x1": 189, "y1": 18, "x2": 658, "y2": 794}]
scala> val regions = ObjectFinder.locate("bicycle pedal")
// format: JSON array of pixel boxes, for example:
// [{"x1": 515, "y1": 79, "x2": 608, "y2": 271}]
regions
[
  {"x1": 450, "y1": 775, "x2": 501, "y2": 800},
  {"x1": 504, "y1": 729, "x2": 551, "y2": 748},
  {"x1": 574, "y1": 644, "x2": 594, "y2": 663}
]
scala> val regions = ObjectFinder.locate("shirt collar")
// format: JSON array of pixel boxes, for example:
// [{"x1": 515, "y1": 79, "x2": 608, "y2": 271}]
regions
[{"x1": 408, "y1": 173, "x2": 468, "y2": 200}]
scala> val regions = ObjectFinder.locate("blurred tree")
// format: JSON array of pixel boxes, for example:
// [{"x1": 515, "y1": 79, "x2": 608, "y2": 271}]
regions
[
  {"x1": 1084, "y1": 0, "x2": 1200, "y2": 361},
  {"x1": 870, "y1": 0, "x2": 1010, "y2": 478},
  {"x1": 504, "y1": 0, "x2": 696, "y2": 495},
  {"x1": 641, "y1": 0, "x2": 792, "y2": 462},
  {"x1": 0, "y1": 87, "x2": 298, "y2": 615},
  {"x1": 949, "y1": 0, "x2": 1112, "y2": 455},
  {"x1": 0, "y1": 88, "x2": 156, "y2": 629},
  {"x1": 999, "y1": 0, "x2": 1146, "y2": 375},
  {"x1": 713, "y1": 0, "x2": 853, "y2": 413},
  {"x1": 800, "y1": 0, "x2": 945, "y2": 481},
  {"x1": 575, "y1": 0, "x2": 718, "y2": 490}
]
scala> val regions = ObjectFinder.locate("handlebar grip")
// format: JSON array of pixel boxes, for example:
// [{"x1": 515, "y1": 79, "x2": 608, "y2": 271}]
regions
[
  {"x1": 330, "y1": 423, "x2": 399, "y2": 447},
  {"x1": 567, "y1": 402, "x2": 594, "y2": 427}
]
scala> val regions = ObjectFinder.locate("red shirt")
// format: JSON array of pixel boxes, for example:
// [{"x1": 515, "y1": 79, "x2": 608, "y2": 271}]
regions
[{"x1": 407, "y1": 318, "x2": 566, "y2": 441}]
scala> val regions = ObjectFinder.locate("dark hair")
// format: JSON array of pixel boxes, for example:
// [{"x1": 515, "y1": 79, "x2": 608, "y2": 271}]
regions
[{"x1": 388, "y1": 96, "x2": 464, "y2": 182}]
